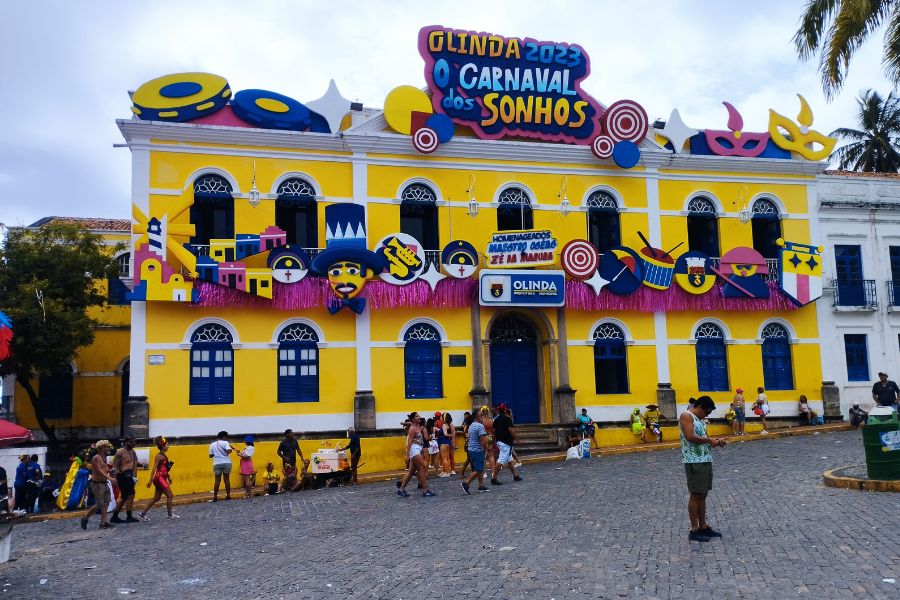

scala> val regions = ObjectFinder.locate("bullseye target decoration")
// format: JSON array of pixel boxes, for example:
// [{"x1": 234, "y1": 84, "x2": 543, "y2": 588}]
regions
[
  {"x1": 131, "y1": 73, "x2": 231, "y2": 122},
  {"x1": 560, "y1": 240, "x2": 599, "y2": 280},
  {"x1": 603, "y1": 100, "x2": 648, "y2": 143},
  {"x1": 591, "y1": 135, "x2": 614, "y2": 159},
  {"x1": 413, "y1": 127, "x2": 440, "y2": 153}
]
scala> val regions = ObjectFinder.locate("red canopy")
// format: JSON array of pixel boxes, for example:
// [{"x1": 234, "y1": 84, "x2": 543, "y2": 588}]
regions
[{"x1": 0, "y1": 420, "x2": 33, "y2": 448}]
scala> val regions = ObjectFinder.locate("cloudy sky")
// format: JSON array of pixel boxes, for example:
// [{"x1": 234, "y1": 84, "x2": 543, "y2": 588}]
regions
[{"x1": 0, "y1": 0, "x2": 892, "y2": 227}]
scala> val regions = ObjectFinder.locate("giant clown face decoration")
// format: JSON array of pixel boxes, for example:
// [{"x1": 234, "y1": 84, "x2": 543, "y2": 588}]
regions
[{"x1": 327, "y1": 260, "x2": 367, "y2": 300}]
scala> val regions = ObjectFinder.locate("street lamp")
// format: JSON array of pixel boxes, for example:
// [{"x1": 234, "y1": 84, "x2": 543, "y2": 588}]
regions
[
  {"x1": 248, "y1": 161, "x2": 261, "y2": 208},
  {"x1": 466, "y1": 175, "x2": 478, "y2": 216},
  {"x1": 558, "y1": 176, "x2": 570, "y2": 216}
]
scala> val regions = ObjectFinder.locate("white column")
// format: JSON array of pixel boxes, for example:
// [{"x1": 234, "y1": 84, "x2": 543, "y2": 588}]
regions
[
  {"x1": 645, "y1": 166, "x2": 670, "y2": 383},
  {"x1": 129, "y1": 301, "x2": 147, "y2": 397},
  {"x1": 351, "y1": 150, "x2": 373, "y2": 391},
  {"x1": 129, "y1": 136, "x2": 151, "y2": 279}
]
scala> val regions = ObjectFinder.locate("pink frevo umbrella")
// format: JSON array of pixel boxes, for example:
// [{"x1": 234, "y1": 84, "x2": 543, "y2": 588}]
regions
[{"x1": 0, "y1": 420, "x2": 32, "y2": 448}]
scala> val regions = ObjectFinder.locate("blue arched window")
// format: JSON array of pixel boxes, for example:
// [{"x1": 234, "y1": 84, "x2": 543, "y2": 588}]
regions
[
  {"x1": 593, "y1": 323, "x2": 628, "y2": 394},
  {"x1": 586, "y1": 191, "x2": 621, "y2": 255},
  {"x1": 189, "y1": 323, "x2": 234, "y2": 405},
  {"x1": 761, "y1": 323, "x2": 793, "y2": 390},
  {"x1": 695, "y1": 322, "x2": 729, "y2": 391},
  {"x1": 191, "y1": 174, "x2": 235, "y2": 248},
  {"x1": 276, "y1": 177, "x2": 318, "y2": 249},
  {"x1": 497, "y1": 187, "x2": 533, "y2": 231},
  {"x1": 277, "y1": 323, "x2": 319, "y2": 403},
  {"x1": 404, "y1": 323, "x2": 443, "y2": 399}
]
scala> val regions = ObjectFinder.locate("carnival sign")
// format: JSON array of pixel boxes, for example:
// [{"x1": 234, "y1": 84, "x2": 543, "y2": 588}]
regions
[
  {"x1": 479, "y1": 269, "x2": 565, "y2": 307},
  {"x1": 418, "y1": 25, "x2": 602, "y2": 143},
  {"x1": 485, "y1": 229, "x2": 557, "y2": 268}
]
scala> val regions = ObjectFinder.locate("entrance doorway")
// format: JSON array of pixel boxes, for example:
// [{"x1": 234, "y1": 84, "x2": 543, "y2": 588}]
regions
[{"x1": 489, "y1": 314, "x2": 541, "y2": 423}]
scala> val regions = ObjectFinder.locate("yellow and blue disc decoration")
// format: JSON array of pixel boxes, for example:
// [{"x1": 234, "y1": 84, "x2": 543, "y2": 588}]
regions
[
  {"x1": 384, "y1": 85, "x2": 433, "y2": 135},
  {"x1": 131, "y1": 72, "x2": 231, "y2": 122},
  {"x1": 674, "y1": 251, "x2": 716, "y2": 294},
  {"x1": 232, "y1": 89, "x2": 312, "y2": 130},
  {"x1": 441, "y1": 240, "x2": 478, "y2": 278}
]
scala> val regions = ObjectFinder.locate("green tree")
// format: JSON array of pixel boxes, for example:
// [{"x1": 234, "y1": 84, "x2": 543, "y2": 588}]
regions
[
  {"x1": 830, "y1": 89, "x2": 900, "y2": 171},
  {"x1": 0, "y1": 223, "x2": 121, "y2": 451},
  {"x1": 794, "y1": 0, "x2": 899, "y2": 99}
]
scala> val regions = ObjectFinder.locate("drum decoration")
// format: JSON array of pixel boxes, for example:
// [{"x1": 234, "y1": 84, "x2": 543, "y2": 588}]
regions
[
  {"x1": 636, "y1": 231, "x2": 682, "y2": 291},
  {"x1": 674, "y1": 251, "x2": 715, "y2": 294},
  {"x1": 598, "y1": 246, "x2": 643, "y2": 295},
  {"x1": 132, "y1": 72, "x2": 231, "y2": 122},
  {"x1": 231, "y1": 89, "x2": 313, "y2": 130},
  {"x1": 560, "y1": 240, "x2": 599, "y2": 280}
]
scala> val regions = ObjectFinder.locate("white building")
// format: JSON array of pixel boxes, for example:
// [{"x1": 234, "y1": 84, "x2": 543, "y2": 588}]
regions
[{"x1": 816, "y1": 171, "x2": 900, "y2": 413}]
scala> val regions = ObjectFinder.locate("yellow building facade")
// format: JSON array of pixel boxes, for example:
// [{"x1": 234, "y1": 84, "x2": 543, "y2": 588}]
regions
[
  {"x1": 8, "y1": 217, "x2": 132, "y2": 438},
  {"x1": 119, "y1": 27, "x2": 835, "y2": 444}
]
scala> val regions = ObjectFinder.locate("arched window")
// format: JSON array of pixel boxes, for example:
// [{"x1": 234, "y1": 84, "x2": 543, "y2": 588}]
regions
[
  {"x1": 593, "y1": 323, "x2": 628, "y2": 394},
  {"x1": 586, "y1": 191, "x2": 620, "y2": 255},
  {"x1": 38, "y1": 364, "x2": 74, "y2": 419},
  {"x1": 761, "y1": 323, "x2": 793, "y2": 390},
  {"x1": 276, "y1": 177, "x2": 318, "y2": 249},
  {"x1": 497, "y1": 187, "x2": 533, "y2": 231},
  {"x1": 191, "y1": 174, "x2": 234, "y2": 247},
  {"x1": 695, "y1": 323, "x2": 729, "y2": 391},
  {"x1": 400, "y1": 183, "x2": 439, "y2": 250},
  {"x1": 277, "y1": 323, "x2": 319, "y2": 403},
  {"x1": 107, "y1": 253, "x2": 132, "y2": 305},
  {"x1": 751, "y1": 198, "x2": 782, "y2": 259},
  {"x1": 404, "y1": 323, "x2": 443, "y2": 399},
  {"x1": 189, "y1": 323, "x2": 234, "y2": 405},
  {"x1": 686, "y1": 196, "x2": 720, "y2": 257}
]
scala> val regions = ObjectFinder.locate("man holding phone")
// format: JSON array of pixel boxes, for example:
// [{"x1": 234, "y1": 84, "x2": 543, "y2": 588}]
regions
[{"x1": 679, "y1": 395, "x2": 727, "y2": 542}]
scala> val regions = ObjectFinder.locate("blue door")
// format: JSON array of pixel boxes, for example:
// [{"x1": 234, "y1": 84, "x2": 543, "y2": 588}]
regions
[
  {"x1": 834, "y1": 245, "x2": 863, "y2": 306},
  {"x1": 490, "y1": 342, "x2": 540, "y2": 423}
]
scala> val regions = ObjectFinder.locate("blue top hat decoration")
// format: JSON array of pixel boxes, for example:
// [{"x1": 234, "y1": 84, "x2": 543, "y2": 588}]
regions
[{"x1": 311, "y1": 204, "x2": 386, "y2": 276}]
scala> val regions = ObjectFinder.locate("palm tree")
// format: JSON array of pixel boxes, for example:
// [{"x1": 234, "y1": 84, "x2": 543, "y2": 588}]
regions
[
  {"x1": 830, "y1": 89, "x2": 900, "y2": 172},
  {"x1": 794, "y1": 0, "x2": 899, "y2": 99}
]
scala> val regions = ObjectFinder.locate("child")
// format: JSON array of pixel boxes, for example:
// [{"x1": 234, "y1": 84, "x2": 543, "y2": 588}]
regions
[
  {"x1": 298, "y1": 459, "x2": 314, "y2": 491},
  {"x1": 263, "y1": 462, "x2": 280, "y2": 496},
  {"x1": 726, "y1": 404, "x2": 738, "y2": 435},
  {"x1": 281, "y1": 463, "x2": 298, "y2": 493}
]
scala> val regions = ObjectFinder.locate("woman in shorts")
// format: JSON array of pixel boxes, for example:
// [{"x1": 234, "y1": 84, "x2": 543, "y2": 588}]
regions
[{"x1": 396, "y1": 412, "x2": 435, "y2": 497}]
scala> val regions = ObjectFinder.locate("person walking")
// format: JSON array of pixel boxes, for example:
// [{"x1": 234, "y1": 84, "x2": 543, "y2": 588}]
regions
[
  {"x1": 732, "y1": 388, "x2": 746, "y2": 436},
  {"x1": 457, "y1": 412, "x2": 474, "y2": 478},
  {"x1": 139, "y1": 436, "x2": 177, "y2": 520},
  {"x1": 209, "y1": 431, "x2": 234, "y2": 502},
  {"x1": 491, "y1": 404, "x2": 522, "y2": 485},
  {"x1": 25, "y1": 455, "x2": 42, "y2": 514},
  {"x1": 277, "y1": 429, "x2": 304, "y2": 469},
  {"x1": 111, "y1": 436, "x2": 141, "y2": 523},
  {"x1": 752, "y1": 387, "x2": 770, "y2": 434},
  {"x1": 872, "y1": 372, "x2": 900, "y2": 408},
  {"x1": 235, "y1": 435, "x2": 256, "y2": 499},
  {"x1": 396, "y1": 412, "x2": 436, "y2": 497},
  {"x1": 679, "y1": 396, "x2": 727, "y2": 542},
  {"x1": 438, "y1": 413, "x2": 454, "y2": 477},
  {"x1": 13, "y1": 454, "x2": 28, "y2": 515},
  {"x1": 80, "y1": 440, "x2": 116, "y2": 530},
  {"x1": 460, "y1": 409, "x2": 490, "y2": 494}
]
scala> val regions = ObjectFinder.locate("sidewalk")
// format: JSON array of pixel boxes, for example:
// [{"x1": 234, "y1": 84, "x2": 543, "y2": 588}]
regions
[{"x1": 20, "y1": 422, "x2": 853, "y2": 523}]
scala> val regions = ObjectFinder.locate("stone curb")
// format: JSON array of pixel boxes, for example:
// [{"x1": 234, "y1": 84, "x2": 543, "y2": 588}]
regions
[
  {"x1": 823, "y1": 466, "x2": 900, "y2": 492},
  {"x1": 19, "y1": 423, "x2": 853, "y2": 523}
]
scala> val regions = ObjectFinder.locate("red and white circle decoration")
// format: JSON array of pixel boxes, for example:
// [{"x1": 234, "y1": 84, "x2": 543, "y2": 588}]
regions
[
  {"x1": 412, "y1": 127, "x2": 439, "y2": 153},
  {"x1": 591, "y1": 135, "x2": 615, "y2": 159},
  {"x1": 560, "y1": 239, "x2": 600, "y2": 280},
  {"x1": 603, "y1": 100, "x2": 648, "y2": 143}
]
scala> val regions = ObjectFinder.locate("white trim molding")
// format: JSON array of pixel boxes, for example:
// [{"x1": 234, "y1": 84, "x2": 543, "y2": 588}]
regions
[
  {"x1": 683, "y1": 190, "x2": 725, "y2": 215},
  {"x1": 271, "y1": 318, "x2": 326, "y2": 344},
  {"x1": 149, "y1": 413, "x2": 354, "y2": 437},
  {"x1": 587, "y1": 318, "x2": 633, "y2": 342},
  {"x1": 269, "y1": 172, "x2": 324, "y2": 198},
  {"x1": 493, "y1": 181, "x2": 536, "y2": 205},
  {"x1": 183, "y1": 318, "x2": 240, "y2": 345},
  {"x1": 182, "y1": 166, "x2": 241, "y2": 194},
  {"x1": 395, "y1": 177, "x2": 443, "y2": 203}
]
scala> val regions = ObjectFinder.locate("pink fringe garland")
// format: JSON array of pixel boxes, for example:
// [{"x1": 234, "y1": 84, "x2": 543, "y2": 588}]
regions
[{"x1": 194, "y1": 277, "x2": 798, "y2": 312}]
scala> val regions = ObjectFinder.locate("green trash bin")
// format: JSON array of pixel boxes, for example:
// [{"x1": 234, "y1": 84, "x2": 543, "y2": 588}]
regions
[{"x1": 863, "y1": 410, "x2": 900, "y2": 480}]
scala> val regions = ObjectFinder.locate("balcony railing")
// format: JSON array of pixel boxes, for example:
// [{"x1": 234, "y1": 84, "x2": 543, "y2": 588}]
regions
[
  {"x1": 707, "y1": 257, "x2": 779, "y2": 282},
  {"x1": 833, "y1": 279, "x2": 877, "y2": 308},
  {"x1": 423, "y1": 250, "x2": 440, "y2": 271},
  {"x1": 887, "y1": 280, "x2": 900, "y2": 307}
]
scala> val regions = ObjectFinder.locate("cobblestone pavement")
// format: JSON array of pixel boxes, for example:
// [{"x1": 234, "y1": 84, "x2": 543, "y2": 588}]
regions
[{"x1": 1, "y1": 430, "x2": 898, "y2": 599}]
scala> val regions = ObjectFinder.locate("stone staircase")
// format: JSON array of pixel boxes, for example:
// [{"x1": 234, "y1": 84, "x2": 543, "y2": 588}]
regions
[{"x1": 513, "y1": 424, "x2": 567, "y2": 456}]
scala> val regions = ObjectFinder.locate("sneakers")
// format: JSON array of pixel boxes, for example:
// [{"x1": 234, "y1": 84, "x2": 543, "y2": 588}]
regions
[
  {"x1": 490, "y1": 478, "x2": 503, "y2": 485},
  {"x1": 513, "y1": 476, "x2": 523, "y2": 482},
  {"x1": 760, "y1": 430, "x2": 769, "y2": 435},
  {"x1": 80, "y1": 517, "x2": 88, "y2": 530},
  {"x1": 699, "y1": 526, "x2": 722, "y2": 538},
  {"x1": 438, "y1": 472, "x2": 451, "y2": 478},
  {"x1": 477, "y1": 487, "x2": 490, "y2": 493},
  {"x1": 110, "y1": 515, "x2": 125, "y2": 524},
  {"x1": 422, "y1": 490, "x2": 437, "y2": 497},
  {"x1": 513, "y1": 462, "x2": 523, "y2": 468},
  {"x1": 688, "y1": 530, "x2": 710, "y2": 542},
  {"x1": 137, "y1": 511, "x2": 150, "y2": 522},
  {"x1": 125, "y1": 516, "x2": 140, "y2": 523},
  {"x1": 166, "y1": 513, "x2": 180, "y2": 519},
  {"x1": 396, "y1": 489, "x2": 409, "y2": 498},
  {"x1": 460, "y1": 482, "x2": 470, "y2": 495}
]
